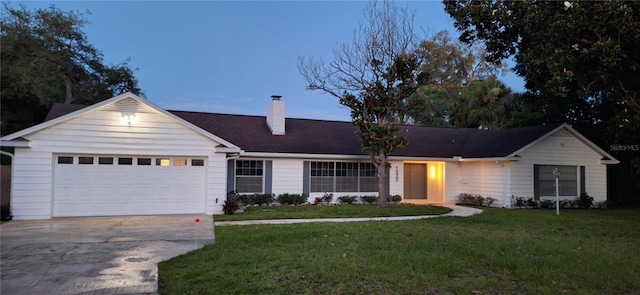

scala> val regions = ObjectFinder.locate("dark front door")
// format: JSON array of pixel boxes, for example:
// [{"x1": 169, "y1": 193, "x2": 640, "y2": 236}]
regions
[{"x1": 404, "y1": 164, "x2": 426, "y2": 199}]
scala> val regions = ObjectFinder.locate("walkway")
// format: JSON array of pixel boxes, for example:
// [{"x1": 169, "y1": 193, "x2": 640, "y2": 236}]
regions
[{"x1": 215, "y1": 204, "x2": 482, "y2": 226}]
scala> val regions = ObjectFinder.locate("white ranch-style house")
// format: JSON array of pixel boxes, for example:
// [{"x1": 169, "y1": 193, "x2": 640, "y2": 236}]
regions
[{"x1": 1, "y1": 93, "x2": 618, "y2": 219}]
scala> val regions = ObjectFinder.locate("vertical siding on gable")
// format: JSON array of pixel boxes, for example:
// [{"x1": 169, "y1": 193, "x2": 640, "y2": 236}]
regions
[
  {"x1": 11, "y1": 103, "x2": 227, "y2": 219},
  {"x1": 509, "y1": 129, "x2": 608, "y2": 203}
]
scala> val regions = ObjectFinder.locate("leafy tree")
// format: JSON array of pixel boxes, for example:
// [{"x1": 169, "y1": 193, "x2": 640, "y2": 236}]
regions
[
  {"x1": 1, "y1": 4, "x2": 142, "y2": 135},
  {"x1": 299, "y1": 1, "x2": 427, "y2": 207},
  {"x1": 443, "y1": 0, "x2": 640, "y2": 116},
  {"x1": 402, "y1": 30, "x2": 510, "y2": 128}
]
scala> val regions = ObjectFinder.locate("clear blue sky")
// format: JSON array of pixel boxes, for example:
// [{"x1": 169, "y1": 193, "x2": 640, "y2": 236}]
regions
[{"x1": 15, "y1": 1, "x2": 525, "y2": 122}]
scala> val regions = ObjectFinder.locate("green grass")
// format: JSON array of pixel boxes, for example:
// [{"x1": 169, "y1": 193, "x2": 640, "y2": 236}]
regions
[
  {"x1": 213, "y1": 204, "x2": 452, "y2": 221},
  {"x1": 159, "y1": 208, "x2": 640, "y2": 295}
]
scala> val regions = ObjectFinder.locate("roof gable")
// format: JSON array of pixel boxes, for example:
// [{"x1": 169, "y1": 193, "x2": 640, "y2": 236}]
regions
[{"x1": 1, "y1": 93, "x2": 240, "y2": 150}]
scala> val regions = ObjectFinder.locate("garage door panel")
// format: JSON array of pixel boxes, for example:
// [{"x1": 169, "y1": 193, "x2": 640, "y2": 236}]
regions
[{"x1": 53, "y1": 155, "x2": 206, "y2": 217}]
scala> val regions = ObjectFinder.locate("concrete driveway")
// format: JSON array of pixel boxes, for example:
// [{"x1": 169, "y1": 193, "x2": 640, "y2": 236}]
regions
[{"x1": 0, "y1": 215, "x2": 214, "y2": 295}]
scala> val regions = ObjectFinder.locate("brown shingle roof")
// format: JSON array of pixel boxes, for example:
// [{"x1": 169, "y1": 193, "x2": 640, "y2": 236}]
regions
[{"x1": 44, "y1": 103, "x2": 560, "y2": 158}]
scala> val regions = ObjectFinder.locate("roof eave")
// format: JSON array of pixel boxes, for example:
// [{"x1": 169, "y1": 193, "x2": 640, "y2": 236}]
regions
[{"x1": 0, "y1": 139, "x2": 31, "y2": 147}]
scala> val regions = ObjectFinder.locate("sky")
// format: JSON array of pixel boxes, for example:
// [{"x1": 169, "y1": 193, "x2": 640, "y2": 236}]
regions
[{"x1": 13, "y1": 1, "x2": 526, "y2": 122}]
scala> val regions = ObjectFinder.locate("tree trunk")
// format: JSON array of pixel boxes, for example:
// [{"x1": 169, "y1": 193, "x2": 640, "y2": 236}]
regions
[
  {"x1": 376, "y1": 149, "x2": 389, "y2": 208},
  {"x1": 63, "y1": 68, "x2": 73, "y2": 104}
]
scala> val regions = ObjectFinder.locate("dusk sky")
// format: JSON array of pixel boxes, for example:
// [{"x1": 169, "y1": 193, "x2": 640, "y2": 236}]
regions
[{"x1": 15, "y1": 1, "x2": 525, "y2": 122}]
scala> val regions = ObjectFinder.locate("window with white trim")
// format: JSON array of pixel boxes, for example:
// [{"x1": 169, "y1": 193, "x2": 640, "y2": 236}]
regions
[
  {"x1": 537, "y1": 165, "x2": 578, "y2": 197},
  {"x1": 310, "y1": 161, "x2": 378, "y2": 193},
  {"x1": 235, "y1": 160, "x2": 264, "y2": 193},
  {"x1": 57, "y1": 156, "x2": 73, "y2": 164}
]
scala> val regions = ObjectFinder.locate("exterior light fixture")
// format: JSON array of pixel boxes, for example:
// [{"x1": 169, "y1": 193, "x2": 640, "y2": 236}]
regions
[{"x1": 120, "y1": 112, "x2": 139, "y2": 126}]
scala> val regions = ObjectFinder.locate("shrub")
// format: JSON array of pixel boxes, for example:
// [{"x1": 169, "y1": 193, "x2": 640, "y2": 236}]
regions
[
  {"x1": 577, "y1": 192, "x2": 594, "y2": 209},
  {"x1": 474, "y1": 195, "x2": 486, "y2": 206},
  {"x1": 514, "y1": 196, "x2": 527, "y2": 208},
  {"x1": 237, "y1": 194, "x2": 254, "y2": 205},
  {"x1": 222, "y1": 198, "x2": 238, "y2": 215},
  {"x1": 484, "y1": 197, "x2": 496, "y2": 207},
  {"x1": 559, "y1": 199, "x2": 575, "y2": 209},
  {"x1": 526, "y1": 197, "x2": 539, "y2": 208},
  {"x1": 458, "y1": 193, "x2": 487, "y2": 206},
  {"x1": 540, "y1": 199, "x2": 555, "y2": 209},
  {"x1": 277, "y1": 193, "x2": 308, "y2": 205},
  {"x1": 361, "y1": 195, "x2": 378, "y2": 204},
  {"x1": 594, "y1": 200, "x2": 607, "y2": 209},
  {"x1": 458, "y1": 193, "x2": 475, "y2": 205},
  {"x1": 252, "y1": 193, "x2": 274, "y2": 205},
  {"x1": 322, "y1": 193, "x2": 334, "y2": 203},
  {"x1": 338, "y1": 195, "x2": 358, "y2": 204},
  {"x1": 388, "y1": 195, "x2": 402, "y2": 203}
]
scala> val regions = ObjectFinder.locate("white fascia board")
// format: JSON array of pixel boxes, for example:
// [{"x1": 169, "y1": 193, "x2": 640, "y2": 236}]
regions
[
  {"x1": 215, "y1": 147, "x2": 243, "y2": 153},
  {"x1": 0, "y1": 139, "x2": 31, "y2": 147},
  {"x1": 457, "y1": 157, "x2": 520, "y2": 162},
  {"x1": 239, "y1": 152, "x2": 371, "y2": 160},
  {"x1": 601, "y1": 159, "x2": 620, "y2": 165},
  {"x1": 389, "y1": 156, "x2": 461, "y2": 162}
]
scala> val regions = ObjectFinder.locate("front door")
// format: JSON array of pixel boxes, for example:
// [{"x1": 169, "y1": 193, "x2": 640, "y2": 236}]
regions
[{"x1": 404, "y1": 164, "x2": 426, "y2": 199}]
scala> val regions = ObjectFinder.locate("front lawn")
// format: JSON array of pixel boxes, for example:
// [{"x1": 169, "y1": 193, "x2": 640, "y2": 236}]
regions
[
  {"x1": 214, "y1": 204, "x2": 452, "y2": 221},
  {"x1": 159, "y1": 208, "x2": 640, "y2": 294}
]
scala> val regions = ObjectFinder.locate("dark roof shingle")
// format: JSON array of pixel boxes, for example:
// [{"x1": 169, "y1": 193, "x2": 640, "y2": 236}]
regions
[{"x1": 44, "y1": 103, "x2": 560, "y2": 158}]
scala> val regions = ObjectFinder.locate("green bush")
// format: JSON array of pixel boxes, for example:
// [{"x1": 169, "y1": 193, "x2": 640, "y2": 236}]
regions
[
  {"x1": 559, "y1": 199, "x2": 575, "y2": 209},
  {"x1": 577, "y1": 192, "x2": 594, "y2": 209},
  {"x1": 338, "y1": 195, "x2": 358, "y2": 204},
  {"x1": 361, "y1": 195, "x2": 378, "y2": 204},
  {"x1": 459, "y1": 193, "x2": 496, "y2": 207},
  {"x1": 388, "y1": 195, "x2": 402, "y2": 203},
  {"x1": 540, "y1": 199, "x2": 555, "y2": 209},
  {"x1": 514, "y1": 196, "x2": 527, "y2": 208},
  {"x1": 277, "y1": 193, "x2": 308, "y2": 205},
  {"x1": 251, "y1": 193, "x2": 274, "y2": 205}
]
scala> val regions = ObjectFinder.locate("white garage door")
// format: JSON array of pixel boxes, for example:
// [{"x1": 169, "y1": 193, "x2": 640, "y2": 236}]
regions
[{"x1": 53, "y1": 155, "x2": 207, "y2": 217}]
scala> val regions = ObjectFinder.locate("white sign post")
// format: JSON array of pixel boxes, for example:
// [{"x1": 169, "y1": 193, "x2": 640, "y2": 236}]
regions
[{"x1": 554, "y1": 167, "x2": 560, "y2": 216}]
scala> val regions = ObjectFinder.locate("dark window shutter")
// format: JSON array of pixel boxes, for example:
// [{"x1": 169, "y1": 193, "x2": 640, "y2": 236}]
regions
[
  {"x1": 227, "y1": 159, "x2": 235, "y2": 193},
  {"x1": 303, "y1": 161, "x2": 310, "y2": 195},
  {"x1": 265, "y1": 160, "x2": 273, "y2": 194},
  {"x1": 533, "y1": 164, "x2": 540, "y2": 200}
]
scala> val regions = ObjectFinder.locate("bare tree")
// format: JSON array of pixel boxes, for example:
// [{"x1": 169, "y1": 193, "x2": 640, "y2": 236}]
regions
[{"x1": 299, "y1": 1, "x2": 427, "y2": 207}]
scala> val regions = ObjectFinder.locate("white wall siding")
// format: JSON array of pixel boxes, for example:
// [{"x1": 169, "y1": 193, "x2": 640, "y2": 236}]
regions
[
  {"x1": 206, "y1": 154, "x2": 228, "y2": 215},
  {"x1": 456, "y1": 161, "x2": 508, "y2": 207},
  {"x1": 10, "y1": 101, "x2": 226, "y2": 219},
  {"x1": 509, "y1": 129, "x2": 608, "y2": 203},
  {"x1": 271, "y1": 159, "x2": 304, "y2": 195},
  {"x1": 389, "y1": 161, "x2": 404, "y2": 198},
  {"x1": 444, "y1": 162, "x2": 461, "y2": 203}
]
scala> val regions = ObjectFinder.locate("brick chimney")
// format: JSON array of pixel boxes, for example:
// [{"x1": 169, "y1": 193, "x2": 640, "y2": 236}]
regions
[{"x1": 267, "y1": 95, "x2": 285, "y2": 135}]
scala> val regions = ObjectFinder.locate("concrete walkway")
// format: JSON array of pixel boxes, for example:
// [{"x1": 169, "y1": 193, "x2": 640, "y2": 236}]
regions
[
  {"x1": 215, "y1": 204, "x2": 482, "y2": 226},
  {"x1": 0, "y1": 215, "x2": 214, "y2": 295}
]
